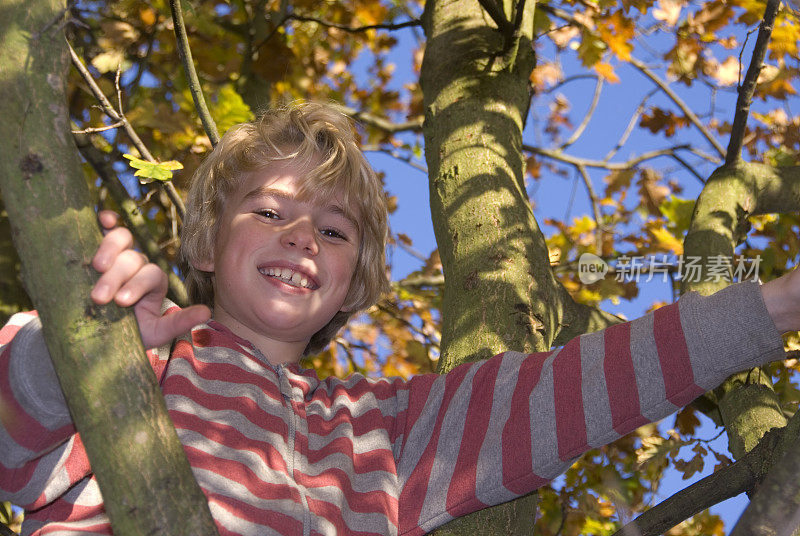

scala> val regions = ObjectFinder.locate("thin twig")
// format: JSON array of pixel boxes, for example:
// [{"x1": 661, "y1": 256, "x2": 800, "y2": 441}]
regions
[
  {"x1": 286, "y1": 13, "x2": 421, "y2": 33},
  {"x1": 67, "y1": 41, "x2": 187, "y2": 219},
  {"x1": 560, "y1": 76, "x2": 603, "y2": 150},
  {"x1": 542, "y1": 74, "x2": 598, "y2": 94},
  {"x1": 71, "y1": 121, "x2": 124, "y2": 134},
  {"x1": 576, "y1": 165, "x2": 604, "y2": 253},
  {"x1": 628, "y1": 56, "x2": 726, "y2": 159},
  {"x1": 524, "y1": 144, "x2": 710, "y2": 170},
  {"x1": 603, "y1": 89, "x2": 657, "y2": 161},
  {"x1": 169, "y1": 0, "x2": 220, "y2": 146},
  {"x1": 725, "y1": 0, "x2": 781, "y2": 166},
  {"x1": 669, "y1": 153, "x2": 706, "y2": 185},
  {"x1": 333, "y1": 104, "x2": 423, "y2": 133},
  {"x1": 361, "y1": 145, "x2": 428, "y2": 174}
]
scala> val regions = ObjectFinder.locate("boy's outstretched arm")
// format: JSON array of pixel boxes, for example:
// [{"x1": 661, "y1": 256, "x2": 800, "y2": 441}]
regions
[{"x1": 90, "y1": 211, "x2": 210, "y2": 349}]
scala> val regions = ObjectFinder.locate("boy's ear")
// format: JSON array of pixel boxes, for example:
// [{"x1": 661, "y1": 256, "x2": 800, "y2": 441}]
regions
[{"x1": 192, "y1": 256, "x2": 214, "y2": 272}]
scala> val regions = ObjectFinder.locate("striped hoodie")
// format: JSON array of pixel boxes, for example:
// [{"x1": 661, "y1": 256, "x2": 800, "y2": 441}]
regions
[{"x1": 0, "y1": 282, "x2": 785, "y2": 535}]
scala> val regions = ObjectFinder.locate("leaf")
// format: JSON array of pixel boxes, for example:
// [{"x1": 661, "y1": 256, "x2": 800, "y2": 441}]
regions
[
  {"x1": 650, "y1": 225, "x2": 684, "y2": 254},
  {"x1": 594, "y1": 62, "x2": 620, "y2": 83},
  {"x1": 209, "y1": 84, "x2": 254, "y2": 134},
  {"x1": 577, "y1": 29, "x2": 607, "y2": 67},
  {"x1": 710, "y1": 56, "x2": 740, "y2": 86},
  {"x1": 90, "y1": 50, "x2": 126, "y2": 74},
  {"x1": 674, "y1": 405, "x2": 701, "y2": 435},
  {"x1": 640, "y1": 107, "x2": 689, "y2": 136},
  {"x1": 653, "y1": 0, "x2": 683, "y2": 27},
  {"x1": 598, "y1": 11, "x2": 634, "y2": 61},
  {"x1": 604, "y1": 169, "x2": 635, "y2": 196},
  {"x1": 123, "y1": 154, "x2": 183, "y2": 183},
  {"x1": 659, "y1": 196, "x2": 695, "y2": 235},
  {"x1": 673, "y1": 448, "x2": 705, "y2": 480},
  {"x1": 637, "y1": 168, "x2": 670, "y2": 215}
]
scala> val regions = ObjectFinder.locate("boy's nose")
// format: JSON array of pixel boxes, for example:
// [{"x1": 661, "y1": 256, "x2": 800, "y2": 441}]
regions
[{"x1": 281, "y1": 220, "x2": 319, "y2": 255}]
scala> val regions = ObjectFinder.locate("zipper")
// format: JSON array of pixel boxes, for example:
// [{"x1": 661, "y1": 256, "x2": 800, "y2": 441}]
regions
[{"x1": 277, "y1": 365, "x2": 312, "y2": 536}]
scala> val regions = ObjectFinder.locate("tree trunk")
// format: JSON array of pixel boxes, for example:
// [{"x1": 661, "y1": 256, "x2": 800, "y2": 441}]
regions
[
  {"x1": 421, "y1": 0, "x2": 551, "y2": 533},
  {"x1": 0, "y1": 1, "x2": 218, "y2": 534}
]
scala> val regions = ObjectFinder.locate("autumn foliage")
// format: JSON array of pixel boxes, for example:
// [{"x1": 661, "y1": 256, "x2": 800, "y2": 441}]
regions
[{"x1": 2, "y1": 1, "x2": 800, "y2": 535}]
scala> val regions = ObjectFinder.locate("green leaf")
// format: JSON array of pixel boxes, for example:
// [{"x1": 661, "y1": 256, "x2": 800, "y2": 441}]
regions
[
  {"x1": 123, "y1": 154, "x2": 183, "y2": 183},
  {"x1": 210, "y1": 84, "x2": 254, "y2": 134},
  {"x1": 659, "y1": 196, "x2": 695, "y2": 235},
  {"x1": 577, "y1": 29, "x2": 607, "y2": 67}
]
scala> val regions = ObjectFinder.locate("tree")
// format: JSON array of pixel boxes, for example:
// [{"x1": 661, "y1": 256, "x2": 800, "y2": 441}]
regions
[{"x1": 1, "y1": 0, "x2": 800, "y2": 535}]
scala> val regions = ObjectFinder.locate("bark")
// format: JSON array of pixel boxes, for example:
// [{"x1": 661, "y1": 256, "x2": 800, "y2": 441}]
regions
[
  {"x1": 0, "y1": 1, "x2": 217, "y2": 535},
  {"x1": 421, "y1": 0, "x2": 548, "y2": 532},
  {"x1": 730, "y1": 408, "x2": 800, "y2": 536}
]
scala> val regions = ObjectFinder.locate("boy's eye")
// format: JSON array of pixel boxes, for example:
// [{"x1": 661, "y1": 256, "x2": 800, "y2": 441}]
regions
[
  {"x1": 255, "y1": 209, "x2": 279, "y2": 219},
  {"x1": 321, "y1": 228, "x2": 347, "y2": 241}
]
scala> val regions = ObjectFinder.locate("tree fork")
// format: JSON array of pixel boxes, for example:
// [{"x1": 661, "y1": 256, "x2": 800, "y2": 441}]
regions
[{"x1": 0, "y1": 1, "x2": 218, "y2": 535}]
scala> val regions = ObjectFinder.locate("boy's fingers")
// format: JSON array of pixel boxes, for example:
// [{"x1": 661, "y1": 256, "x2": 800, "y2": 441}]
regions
[
  {"x1": 113, "y1": 263, "x2": 167, "y2": 307},
  {"x1": 91, "y1": 249, "x2": 148, "y2": 304},
  {"x1": 92, "y1": 227, "x2": 135, "y2": 272},
  {"x1": 98, "y1": 210, "x2": 120, "y2": 231}
]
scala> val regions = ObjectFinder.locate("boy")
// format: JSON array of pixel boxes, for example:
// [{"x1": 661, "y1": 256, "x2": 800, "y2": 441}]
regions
[{"x1": 1, "y1": 101, "x2": 797, "y2": 535}]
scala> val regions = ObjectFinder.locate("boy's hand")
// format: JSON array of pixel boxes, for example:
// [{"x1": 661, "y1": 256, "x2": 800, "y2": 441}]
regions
[
  {"x1": 90, "y1": 211, "x2": 211, "y2": 349},
  {"x1": 761, "y1": 268, "x2": 800, "y2": 334}
]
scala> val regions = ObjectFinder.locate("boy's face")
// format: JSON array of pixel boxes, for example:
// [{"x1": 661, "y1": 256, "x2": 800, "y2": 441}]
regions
[{"x1": 195, "y1": 161, "x2": 360, "y2": 359}]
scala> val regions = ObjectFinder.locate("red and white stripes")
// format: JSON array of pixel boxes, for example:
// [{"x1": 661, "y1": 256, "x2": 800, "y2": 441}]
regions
[{"x1": 0, "y1": 282, "x2": 784, "y2": 535}]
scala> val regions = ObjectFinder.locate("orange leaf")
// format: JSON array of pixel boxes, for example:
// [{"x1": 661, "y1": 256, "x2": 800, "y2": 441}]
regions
[{"x1": 594, "y1": 62, "x2": 620, "y2": 83}]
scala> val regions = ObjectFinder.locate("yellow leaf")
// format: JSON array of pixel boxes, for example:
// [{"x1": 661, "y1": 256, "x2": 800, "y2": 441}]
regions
[
  {"x1": 594, "y1": 62, "x2": 620, "y2": 83},
  {"x1": 651, "y1": 226, "x2": 684, "y2": 254}
]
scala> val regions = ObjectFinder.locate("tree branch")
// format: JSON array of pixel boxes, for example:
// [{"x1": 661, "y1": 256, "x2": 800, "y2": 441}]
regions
[
  {"x1": 477, "y1": 0, "x2": 513, "y2": 34},
  {"x1": 628, "y1": 56, "x2": 727, "y2": 160},
  {"x1": 603, "y1": 89, "x2": 656, "y2": 161},
  {"x1": 730, "y1": 405, "x2": 800, "y2": 536},
  {"x1": 725, "y1": 0, "x2": 781, "y2": 166},
  {"x1": 362, "y1": 145, "x2": 428, "y2": 174},
  {"x1": 560, "y1": 76, "x2": 603, "y2": 150},
  {"x1": 524, "y1": 143, "x2": 712, "y2": 170},
  {"x1": 576, "y1": 165, "x2": 603, "y2": 253},
  {"x1": 169, "y1": 0, "x2": 220, "y2": 146},
  {"x1": 67, "y1": 41, "x2": 187, "y2": 219},
  {"x1": 333, "y1": 103, "x2": 423, "y2": 133},
  {"x1": 612, "y1": 425, "x2": 783, "y2": 536},
  {"x1": 286, "y1": 13, "x2": 421, "y2": 33}
]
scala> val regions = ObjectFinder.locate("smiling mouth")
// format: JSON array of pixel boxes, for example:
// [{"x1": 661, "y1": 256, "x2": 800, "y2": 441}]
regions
[{"x1": 258, "y1": 266, "x2": 318, "y2": 289}]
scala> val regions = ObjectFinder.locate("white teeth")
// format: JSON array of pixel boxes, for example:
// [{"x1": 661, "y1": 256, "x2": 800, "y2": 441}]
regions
[{"x1": 259, "y1": 267, "x2": 313, "y2": 288}]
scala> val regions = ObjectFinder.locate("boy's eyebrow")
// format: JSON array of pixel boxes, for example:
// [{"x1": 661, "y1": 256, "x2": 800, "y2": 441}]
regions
[{"x1": 243, "y1": 185, "x2": 359, "y2": 231}]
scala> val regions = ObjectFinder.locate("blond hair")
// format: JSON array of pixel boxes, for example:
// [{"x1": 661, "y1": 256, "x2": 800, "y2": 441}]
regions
[{"x1": 180, "y1": 101, "x2": 390, "y2": 354}]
